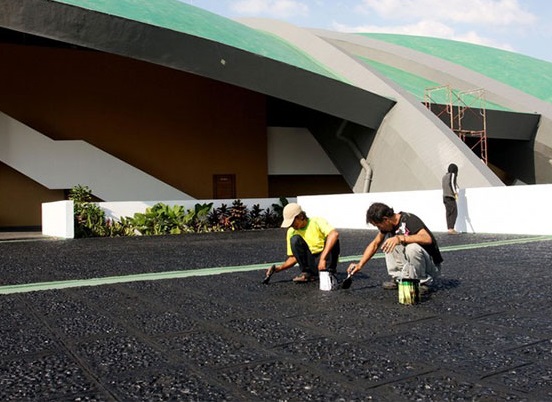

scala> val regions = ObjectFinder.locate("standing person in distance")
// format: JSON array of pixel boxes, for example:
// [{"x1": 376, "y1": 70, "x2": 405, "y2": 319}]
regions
[
  {"x1": 442, "y1": 163, "x2": 460, "y2": 234},
  {"x1": 263, "y1": 203, "x2": 340, "y2": 284}
]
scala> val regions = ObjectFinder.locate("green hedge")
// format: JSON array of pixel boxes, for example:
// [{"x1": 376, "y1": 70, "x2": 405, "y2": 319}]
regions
[{"x1": 69, "y1": 185, "x2": 287, "y2": 238}]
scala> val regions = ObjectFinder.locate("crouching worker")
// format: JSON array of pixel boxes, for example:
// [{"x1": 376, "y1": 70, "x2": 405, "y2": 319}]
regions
[
  {"x1": 347, "y1": 202, "x2": 442, "y2": 293},
  {"x1": 263, "y1": 203, "x2": 340, "y2": 284}
]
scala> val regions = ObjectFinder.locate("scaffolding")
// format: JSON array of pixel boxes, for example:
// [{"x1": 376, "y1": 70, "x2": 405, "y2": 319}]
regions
[{"x1": 424, "y1": 85, "x2": 488, "y2": 165}]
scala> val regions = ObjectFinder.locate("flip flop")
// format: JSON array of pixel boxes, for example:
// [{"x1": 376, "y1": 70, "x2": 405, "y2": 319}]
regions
[{"x1": 262, "y1": 264, "x2": 276, "y2": 284}]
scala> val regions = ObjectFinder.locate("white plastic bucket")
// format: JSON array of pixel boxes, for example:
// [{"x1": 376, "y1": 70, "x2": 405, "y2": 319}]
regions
[{"x1": 319, "y1": 271, "x2": 338, "y2": 291}]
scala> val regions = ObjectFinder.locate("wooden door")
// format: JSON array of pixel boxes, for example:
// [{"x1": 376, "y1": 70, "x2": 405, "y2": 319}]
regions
[{"x1": 213, "y1": 174, "x2": 236, "y2": 199}]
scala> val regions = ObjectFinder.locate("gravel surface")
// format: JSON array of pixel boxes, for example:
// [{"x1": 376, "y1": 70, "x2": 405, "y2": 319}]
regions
[{"x1": 0, "y1": 229, "x2": 551, "y2": 401}]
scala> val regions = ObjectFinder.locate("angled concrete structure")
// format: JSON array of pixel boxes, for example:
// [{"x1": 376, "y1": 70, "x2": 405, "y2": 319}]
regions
[
  {"x1": 239, "y1": 18, "x2": 502, "y2": 192},
  {"x1": 0, "y1": 0, "x2": 551, "y2": 227},
  {"x1": 311, "y1": 30, "x2": 550, "y2": 185}
]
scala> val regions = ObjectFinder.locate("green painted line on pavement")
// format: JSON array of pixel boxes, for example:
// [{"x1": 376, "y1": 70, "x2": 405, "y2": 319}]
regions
[
  {"x1": 339, "y1": 234, "x2": 552, "y2": 262},
  {"x1": 0, "y1": 263, "x2": 267, "y2": 295},
  {"x1": 0, "y1": 235, "x2": 550, "y2": 295}
]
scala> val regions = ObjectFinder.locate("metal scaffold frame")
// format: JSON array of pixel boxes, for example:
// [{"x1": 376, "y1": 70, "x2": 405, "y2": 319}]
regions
[{"x1": 424, "y1": 85, "x2": 488, "y2": 165}]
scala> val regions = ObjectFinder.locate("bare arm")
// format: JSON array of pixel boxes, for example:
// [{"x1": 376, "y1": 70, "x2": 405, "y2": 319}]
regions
[
  {"x1": 274, "y1": 255, "x2": 298, "y2": 272},
  {"x1": 318, "y1": 229, "x2": 339, "y2": 270},
  {"x1": 347, "y1": 232, "x2": 384, "y2": 275},
  {"x1": 380, "y1": 228, "x2": 433, "y2": 254},
  {"x1": 402, "y1": 228, "x2": 432, "y2": 246}
]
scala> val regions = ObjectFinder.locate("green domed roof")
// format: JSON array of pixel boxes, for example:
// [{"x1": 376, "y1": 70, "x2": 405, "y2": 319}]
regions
[
  {"x1": 51, "y1": 1, "x2": 552, "y2": 109},
  {"x1": 53, "y1": 0, "x2": 345, "y2": 81},
  {"x1": 359, "y1": 33, "x2": 552, "y2": 104}
]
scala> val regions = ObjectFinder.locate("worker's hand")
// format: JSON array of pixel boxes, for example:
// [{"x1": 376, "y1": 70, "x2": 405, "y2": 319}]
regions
[
  {"x1": 381, "y1": 236, "x2": 401, "y2": 254},
  {"x1": 318, "y1": 258, "x2": 327, "y2": 271},
  {"x1": 347, "y1": 263, "x2": 359, "y2": 276}
]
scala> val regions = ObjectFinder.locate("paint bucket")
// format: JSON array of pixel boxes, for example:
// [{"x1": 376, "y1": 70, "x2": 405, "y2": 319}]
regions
[
  {"x1": 398, "y1": 278, "x2": 420, "y2": 305},
  {"x1": 319, "y1": 271, "x2": 338, "y2": 291}
]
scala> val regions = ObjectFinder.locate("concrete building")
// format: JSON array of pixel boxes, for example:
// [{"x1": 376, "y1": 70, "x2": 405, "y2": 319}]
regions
[{"x1": 1, "y1": 0, "x2": 551, "y2": 228}]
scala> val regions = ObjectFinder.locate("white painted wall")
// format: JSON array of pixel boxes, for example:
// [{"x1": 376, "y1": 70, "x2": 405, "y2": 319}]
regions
[
  {"x1": 99, "y1": 198, "x2": 293, "y2": 221},
  {"x1": 42, "y1": 200, "x2": 74, "y2": 238},
  {"x1": 42, "y1": 197, "x2": 294, "y2": 238},
  {"x1": 298, "y1": 184, "x2": 552, "y2": 235},
  {"x1": 42, "y1": 185, "x2": 552, "y2": 238}
]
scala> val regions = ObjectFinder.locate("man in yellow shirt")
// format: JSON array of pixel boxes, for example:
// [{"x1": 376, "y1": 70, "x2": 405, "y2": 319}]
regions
[{"x1": 263, "y1": 203, "x2": 340, "y2": 283}]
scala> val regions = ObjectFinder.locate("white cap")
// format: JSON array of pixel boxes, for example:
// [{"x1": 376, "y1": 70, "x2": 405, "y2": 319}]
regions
[{"x1": 280, "y1": 203, "x2": 302, "y2": 228}]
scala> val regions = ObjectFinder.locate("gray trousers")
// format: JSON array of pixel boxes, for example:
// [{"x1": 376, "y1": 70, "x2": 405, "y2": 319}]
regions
[{"x1": 385, "y1": 243, "x2": 440, "y2": 285}]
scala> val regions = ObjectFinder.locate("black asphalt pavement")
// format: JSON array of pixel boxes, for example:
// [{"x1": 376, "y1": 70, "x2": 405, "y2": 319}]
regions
[{"x1": 0, "y1": 229, "x2": 551, "y2": 401}]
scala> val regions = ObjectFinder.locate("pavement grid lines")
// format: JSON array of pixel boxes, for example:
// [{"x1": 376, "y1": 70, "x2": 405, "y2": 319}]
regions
[{"x1": 0, "y1": 229, "x2": 551, "y2": 401}]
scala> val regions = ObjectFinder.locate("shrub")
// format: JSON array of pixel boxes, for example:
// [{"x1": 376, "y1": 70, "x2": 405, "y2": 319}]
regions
[
  {"x1": 69, "y1": 185, "x2": 108, "y2": 238},
  {"x1": 69, "y1": 185, "x2": 287, "y2": 238}
]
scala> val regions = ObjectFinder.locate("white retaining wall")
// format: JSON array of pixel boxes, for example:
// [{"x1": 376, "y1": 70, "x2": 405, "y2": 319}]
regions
[
  {"x1": 42, "y1": 200, "x2": 74, "y2": 238},
  {"x1": 42, "y1": 185, "x2": 552, "y2": 238},
  {"x1": 41, "y1": 198, "x2": 292, "y2": 239},
  {"x1": 298, "y1": 184, "x2": 552, "y2": 235},
  {"x1": 98, "y1": 198, "x2": 292, "y2": 221}
]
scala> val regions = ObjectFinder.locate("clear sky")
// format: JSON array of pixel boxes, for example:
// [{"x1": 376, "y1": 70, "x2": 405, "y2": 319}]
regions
[{"x1": 182, "y1": 0, "x2": 551, "y2": 63}]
